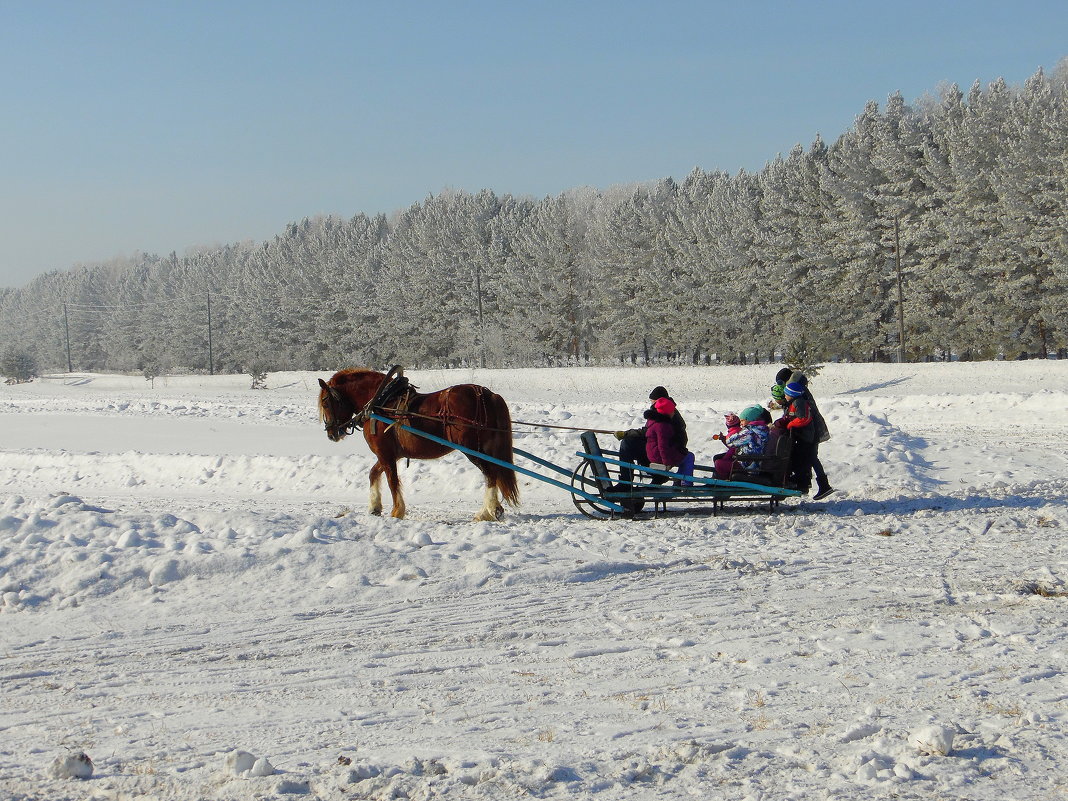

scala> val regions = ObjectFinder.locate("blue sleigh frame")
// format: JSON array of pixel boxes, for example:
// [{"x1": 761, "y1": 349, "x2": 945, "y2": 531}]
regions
[{"x1": 368, "y1": 413, "x2": 801, "y2": 519}]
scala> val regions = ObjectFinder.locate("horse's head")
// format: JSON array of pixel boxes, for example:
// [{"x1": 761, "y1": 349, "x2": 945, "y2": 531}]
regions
[
  {"x1": 318, "y1": 377, "x2": 357, "y2": 441},
  {"x1": 318, "y1": 369, "x2": 387, "y2": 441}
]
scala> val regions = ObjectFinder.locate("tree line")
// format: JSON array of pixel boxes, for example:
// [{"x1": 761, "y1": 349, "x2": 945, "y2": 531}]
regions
[{"x1": 3, "y1": 63, "x2": 1067, "y2": 375}]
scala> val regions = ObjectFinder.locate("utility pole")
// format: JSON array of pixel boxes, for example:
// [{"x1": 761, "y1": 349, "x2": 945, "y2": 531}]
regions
[
  {"x1": 63, "y1": 303, "x2": 73, "y2": 372},
  {"x1": 206, "y1": 291, "x2": 214, "y2": 375},
  {"x1": 473, "y1": 262, "x2": 486, "y2": 369},
  {"x1": 894, "y1": 216, "x2": 906, "y2": 363}
]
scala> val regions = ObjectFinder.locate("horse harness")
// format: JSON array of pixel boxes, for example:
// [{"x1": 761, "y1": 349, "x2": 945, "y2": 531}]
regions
[
  {"x1": 328, "y1": 365, "x2": 617, "y2": 438},
  {"x1": 344, "y1": 365, "x2": 416, "y2": 436}
]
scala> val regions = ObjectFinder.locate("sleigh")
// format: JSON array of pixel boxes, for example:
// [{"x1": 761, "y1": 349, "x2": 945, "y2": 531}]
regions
[{"x1": 567, "y1": 430, "x2": 801, "y2": 519}]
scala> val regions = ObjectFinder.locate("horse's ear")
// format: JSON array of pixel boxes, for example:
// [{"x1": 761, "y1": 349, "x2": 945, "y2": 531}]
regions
[{"x1": 318, "y1": 378, "x2": 329, "y2": 390}]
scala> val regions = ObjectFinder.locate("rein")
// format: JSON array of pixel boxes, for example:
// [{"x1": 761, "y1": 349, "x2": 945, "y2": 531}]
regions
[
  {"x1": 355, "y1": 406, "x2": 616, "y2": 436},
  {"x1": 325, "y1": 366, "x2": 617, "y2": 437},
  {"x1": 332, "y1": 402, "x2": 617, "y2": 438}
]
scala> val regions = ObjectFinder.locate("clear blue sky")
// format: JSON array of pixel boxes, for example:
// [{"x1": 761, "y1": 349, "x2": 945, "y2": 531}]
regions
[{"x1": 1, "y1": 0, "x2": 1065, "y2": 288}]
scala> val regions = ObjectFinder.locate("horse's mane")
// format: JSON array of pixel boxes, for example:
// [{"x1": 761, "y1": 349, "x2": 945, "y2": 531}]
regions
[
  {"x1": 318, "y1": 368, "x2": 385, "y2": 424},
  {"x1": 331, "y1": 367, "x2": 382, "y2": 383}
]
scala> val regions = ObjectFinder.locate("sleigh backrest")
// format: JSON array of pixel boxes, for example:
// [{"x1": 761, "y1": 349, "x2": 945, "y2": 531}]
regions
[{"x1": 579, "y1": 431, "x2": 615, "y2": 494}]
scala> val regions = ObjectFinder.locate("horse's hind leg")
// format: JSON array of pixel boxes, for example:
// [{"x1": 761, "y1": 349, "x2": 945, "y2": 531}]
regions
[
  {"x1": 368, "y1": 462, "x2": 385, "y2": 516},
  {"x1": 473, "y1": 480, "x2": 504, "y2": 522},
  {"x1": 383, "y1": 460, "x2": 406, "y2": 519}
]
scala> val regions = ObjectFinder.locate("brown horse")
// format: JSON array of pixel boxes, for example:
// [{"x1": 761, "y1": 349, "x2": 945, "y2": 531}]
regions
[{"x1": 318, "y1": 368, "x2": 519, "y2": 521}]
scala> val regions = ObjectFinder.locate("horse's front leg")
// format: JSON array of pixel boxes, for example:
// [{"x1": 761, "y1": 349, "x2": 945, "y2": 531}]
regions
[{"x1": 368, "y1": 462, "x2": 385, "y2": 516}]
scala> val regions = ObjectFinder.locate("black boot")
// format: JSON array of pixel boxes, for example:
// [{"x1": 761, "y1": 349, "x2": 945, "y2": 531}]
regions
[{"x1": 812, "y1": 482, "x2": 835, "y2": 501}]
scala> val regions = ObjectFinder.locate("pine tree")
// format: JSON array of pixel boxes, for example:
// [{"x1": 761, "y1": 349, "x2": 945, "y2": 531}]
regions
[{"x1": 1, "y1": 346, "x2": 38, "y2": 382}]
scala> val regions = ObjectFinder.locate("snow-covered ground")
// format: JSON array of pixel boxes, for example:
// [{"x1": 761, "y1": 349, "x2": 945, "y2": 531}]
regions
[{"x1": 2, "y1": 362, "x2": 1067, "y2": 800}]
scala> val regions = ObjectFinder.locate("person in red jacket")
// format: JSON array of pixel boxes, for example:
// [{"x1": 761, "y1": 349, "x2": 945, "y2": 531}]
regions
[
  {"x1": 777, "y1": 381, "x2": 820, "y2": 495},
  {"x1": 774, "y1": 371, "x2": 834, "y2": 499}
]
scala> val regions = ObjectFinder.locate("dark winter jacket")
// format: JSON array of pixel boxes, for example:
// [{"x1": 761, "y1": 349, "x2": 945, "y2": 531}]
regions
[
  {"x1": 777, "y1": 396, "x2": 816, "y2": 443},
  {"x1": 793, "y1": 373, "x2": 830, "y2": 443},
  {"x1": 671, "y1": 409, "x2": 689, "y2": 450}
]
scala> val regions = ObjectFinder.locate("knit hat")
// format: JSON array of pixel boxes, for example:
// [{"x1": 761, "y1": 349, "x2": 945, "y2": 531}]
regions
[
  {"x1": 770, "y1": 384, "x2": 786, "y2": 402},
  {"x1": 739, "y1": 405, "x2": 766, "y2": 423},
  {"x1": 649, "y1": 386, "x2": 669, "y2": 400},
  {"x1": 653, "y1": 397, "x2": 676, "y2": 415},
  {"x1": 784, "y1": 381, "x2": 805, "y2": 398},
  {"x1": 724, "y1": 412, "x2": 741, "y2": 428},
  {"x1": 774, "y1": 367, "x2": 793, "y2": 385}
]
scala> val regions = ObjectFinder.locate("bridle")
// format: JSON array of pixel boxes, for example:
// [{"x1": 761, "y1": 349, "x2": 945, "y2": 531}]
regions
[
  {"x1": 320, "y1": 384, "x2": 358, "y2": 441},
  {"x1": 320, "y1": 366, "x2": 408, "y2": 441}
]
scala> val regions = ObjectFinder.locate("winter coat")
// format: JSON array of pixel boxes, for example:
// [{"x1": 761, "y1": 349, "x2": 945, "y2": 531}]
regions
[
  {"x1": 645, "y1": 415, "x2": 687, "y2": 466},
  {"x1": 784, "y1": 372, "x2": 830, "y2": 442},
  {"x1": 644, "y1": 398, "x2": 688, "y2": 466},
  {"x1": 725, "y1": 421, "x2": 770, "y2": 471},
  {"x1": 778, "y1": 396, "x2": 815, "y2": 443},
  {"x1": 807, "y1": 396, "x2": 829, "y2": 442}
]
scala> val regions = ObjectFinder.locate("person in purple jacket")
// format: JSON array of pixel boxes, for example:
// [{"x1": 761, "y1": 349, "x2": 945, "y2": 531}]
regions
[{"x1": 644, "y1": 396, "x2": 695, "y2": 484}]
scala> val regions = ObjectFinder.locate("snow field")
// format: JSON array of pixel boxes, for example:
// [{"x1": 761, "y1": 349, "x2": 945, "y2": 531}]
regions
[{"x1": 1, "y1": 362, "x2": 1067, "y2": 800}]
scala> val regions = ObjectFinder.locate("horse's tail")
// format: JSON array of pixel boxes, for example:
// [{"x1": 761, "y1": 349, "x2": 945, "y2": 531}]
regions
[{"x1": 487, "y1": 392, "x2": 520, "y2": 507}]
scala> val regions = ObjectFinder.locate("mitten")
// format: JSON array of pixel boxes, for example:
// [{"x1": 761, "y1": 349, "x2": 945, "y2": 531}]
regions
[{"x1": 614, "y1": 430, "x2": 627, "y2": 440}]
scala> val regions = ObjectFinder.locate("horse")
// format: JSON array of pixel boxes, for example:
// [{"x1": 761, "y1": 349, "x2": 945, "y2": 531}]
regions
[{"x1": 317, "y1": 368, "x2": 520, "y2": 521}]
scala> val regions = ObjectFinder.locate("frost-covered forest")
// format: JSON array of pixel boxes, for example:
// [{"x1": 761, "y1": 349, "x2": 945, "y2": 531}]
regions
[{"x1": 3, "y1": 66, "x2": 1068, "y2": 373}]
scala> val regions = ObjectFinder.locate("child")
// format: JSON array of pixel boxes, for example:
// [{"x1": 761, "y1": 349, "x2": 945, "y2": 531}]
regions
[
  {"x1": 768, "y1": 383, "x2": 787, "y2": 410},
  {"x1": 711, "y1": 412, "x2": 741, "y2": 478},
  {"x1": 776, "y1": 381, "x2": 816, "y2": 492},
  {"x1": 775, "y1": 378, "x2": 834, "y2": 499},
  {"x1": 714, "y1": 406, "x2": 770, "y2": 479},
  {"x1": 614, "y1": 386, "x2": 688, "y2": 488}
]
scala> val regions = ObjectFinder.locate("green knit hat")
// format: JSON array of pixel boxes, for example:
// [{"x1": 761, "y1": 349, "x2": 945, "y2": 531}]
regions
[{"x1": 739, "y1": 405, "x2": 766, "y2": 422}]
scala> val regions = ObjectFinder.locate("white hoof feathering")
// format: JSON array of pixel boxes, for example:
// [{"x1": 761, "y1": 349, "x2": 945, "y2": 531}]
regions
[{"x1": 474, "y1": 486, "x2": 503, "y2": 521}]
